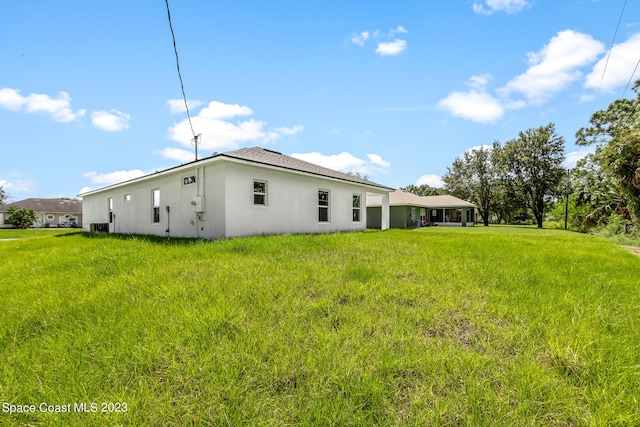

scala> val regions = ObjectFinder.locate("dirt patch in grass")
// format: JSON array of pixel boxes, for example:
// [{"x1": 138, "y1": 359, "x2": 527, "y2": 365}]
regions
[{"x1": 622, "y1": 245, "x2": 640, "y2": 257}]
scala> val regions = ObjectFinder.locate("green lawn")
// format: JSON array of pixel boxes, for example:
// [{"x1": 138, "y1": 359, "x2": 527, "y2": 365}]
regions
[
  {"x1": 0, "y1": 227, "x2": 78, "y2": 239},
  {"x1": 1, "y1": 227, "x2": 639, "y2": 426}
]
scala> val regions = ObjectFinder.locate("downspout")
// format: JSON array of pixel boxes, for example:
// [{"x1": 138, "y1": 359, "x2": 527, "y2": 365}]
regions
[
  {"x1": 196, "y1": 166, "x2": 200, "y2": 238},
  {"x1": 166, "y1": 206, "x2": 170, "y2": 236}
]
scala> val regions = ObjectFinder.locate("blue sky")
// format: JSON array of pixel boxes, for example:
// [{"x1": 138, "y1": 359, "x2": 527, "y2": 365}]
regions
[{"x1": 2, "y1": 0, "x2": 639, "y2": 200}]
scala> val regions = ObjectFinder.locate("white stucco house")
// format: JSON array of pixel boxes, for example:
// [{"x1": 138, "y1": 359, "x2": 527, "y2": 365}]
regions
[{"x1": 79, "y1": 147, "x2": 392, "y2": 239}]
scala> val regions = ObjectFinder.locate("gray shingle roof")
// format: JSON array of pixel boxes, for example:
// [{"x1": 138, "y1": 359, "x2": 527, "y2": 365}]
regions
[
  {"x1": 367, "y1": 190, "x2": 475, "y2": 208},
  {"x1": 219, "y1": 147, "x2": 394, "y2": 190},
  {"x1": 79, "y1": 146, "x2": 394, "y2": 197},
  {"x1": 0, "y1": 198, "x2": 82, "y2": 214}
]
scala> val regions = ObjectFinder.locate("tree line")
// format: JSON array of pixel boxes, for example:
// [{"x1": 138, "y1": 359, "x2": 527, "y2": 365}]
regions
[{"x1": 403, "y1": 81, "x2": 640, "y2": 233}]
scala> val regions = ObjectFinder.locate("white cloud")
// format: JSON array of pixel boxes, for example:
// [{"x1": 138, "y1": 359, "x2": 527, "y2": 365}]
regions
[
  {"x1": 0, "y1": 179, "x2": 31, "y2": 193},
  {"x1": 585, "y1": 32, "x2": 640, "y2": 92},
  {"x1": 438, "y1": 74, "x2": 506, "y2": 123},
  {"x1": 274, "y1": 125, "x2": 304, "y2": 136},
  {"x1": 351, "y1": 31, "x2": 370, "y2": 46},
  {"x1": 438, "y1": 90, "x2": 504, "y2": 123},
  {"x1": 416, "y1": 174, "x2": 444, "y2": 188},
  {"x1": 375, "y1": 39, "x2": 407, "y2": 56},
  {"x1": 291, "y1": 151, "x2": 391, "y2": 176},
  {"x1": 167, "y1": 98, "x2": 204, "y2": 114},
  {"x1": 83, "y1": 169, "x2": 146, "y2": 185},
  {"x1": 367, "y1": 153, "x2": 391, "y2": 168},
  {"x1": 199, "y1": 101, "x2": 253, "y2": 120},
  {"x1": 473, "y1": 0, "x2": 529, "y2": 15},
  {"x1": 469, "y1": 73, "x2": 492, "y2": 89},
  {"x1": 0, "y1": 88, "x2": 26, "y2": 110},
  {"x1": 91, "y1": 109, "x2": 130, "y2": 132},
  {"x1": 563, "y1": 147, "x2": 595, "y2": 169},
  {"x1": 157, "y1": 147, "x2": 197, "y2": 163},
  {"x1": 389, "y1": 26, "x2": 408, "y2": 36},
  {"x1": 166, "y1": 100, "x2": 303, "y2": 153},
  {"x1": 500, "y1": 30, "x2": 605, "y2": 104},
  {"x1": 0, "y1": 88, "x2": 86, "y2": 122},
  {"x1": 465, "y1": 144, "x2": 493, "y2": 154},
  {"x1": 351, "y1": 26, "x2": 408, "y2": 56},
  {"x1": 77, "y1": 186, "x2": 93, "y2": 197},
  {"x1": 579, "y1": 93, "x2": 597, "y2": 103}
]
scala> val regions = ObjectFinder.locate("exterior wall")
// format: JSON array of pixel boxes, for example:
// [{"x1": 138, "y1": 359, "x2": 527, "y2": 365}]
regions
[
  {"x1": 41, "y1": 213, "x2": 82, "y2": 227},
  {"x1": 221, "y1": 162, "x2": 367, "y2": 238},
  {"x1": 390, "y1": 206, "x2": 413, "y2": 228},
  {"x1": 0, "y1": 212, "x2": 81, "y2": 228},
  {"x1": 368, "y1": 206, "x2": 412, "y2": 228},
  {"x1": 82, "y1": 164, "x2": 210, "y2": 238},
  {"x1": 366, "y1": 206, "x2": 381, "y2": 229},
  {"x1": 82, "y1": 159, "x2": 378, "y2": 239}
]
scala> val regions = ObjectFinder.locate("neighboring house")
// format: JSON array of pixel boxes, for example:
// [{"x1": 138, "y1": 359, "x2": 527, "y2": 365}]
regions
[
  {"x1": 0, "y1": 198, "x2": 82, "y2": 228},
  {"x1": 79, "y1": 147, "x2": 392, "y2": 239},
  {"x1": 366, "y1": 190, "x2": 477, "y2": 228}
]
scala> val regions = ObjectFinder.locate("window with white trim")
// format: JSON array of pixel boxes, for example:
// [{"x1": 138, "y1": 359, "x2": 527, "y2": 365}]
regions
[
  {"x1": 318, "y1": 190, "x2": 329, "y2": 222},
  {"x1": 152, "y1": 189, "x2": 160, "y2": 223},
  {"x1": 253, "y1": 180, "x2": 267, "y2": 206},
  {"x1": 108, "y1": 198, "x2": 114, "y2": 224},
  {"x1": 352, "y1": 194, "x2": 361, "y2": 222}
]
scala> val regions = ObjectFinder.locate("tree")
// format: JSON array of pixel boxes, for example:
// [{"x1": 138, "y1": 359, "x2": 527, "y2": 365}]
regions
[
  {"x1": 0, "y1": 186, "x2": 7, "y2": 205},
  {"x1": 498, "y1": 123, "x2": 566, "y2": 228},
  {"x1": 572, "y1": 152, "x2": 632, "y2": 231},
  {"x1": 576, "y1": 80, "x2": 640, "y2": 222},
  {"x1": 491, "y1": 177, "x2": 526, "y2": 224},
  {"x1": 343, "y1": 171, "x2": 371, "y2": 181},
  {"x1": 443, "y1": 143, "x2": 498, "y2": 226},
  {"x1": 6, "y1": 206, "x2": 38, "y2": 229},
  {"x1": 400, "y1": 184, "x2": 448, "y2": 196}
]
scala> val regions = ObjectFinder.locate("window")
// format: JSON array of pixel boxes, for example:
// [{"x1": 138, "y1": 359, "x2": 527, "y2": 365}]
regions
[
  {"x1": 254, "y1": 180, "x2": 267, "y2": 205},
  {"x1": 318, "y1": 190, "x2": 329, "y2": 222},
  {"x1": 444, "y1": 208, "x2": 462, "y2": 223},
  {"x1": 108, "y1": 198, "x2": 114, "y2": 224},
  {"x1": 152, "y1": 189, "x2": 160, "y2": 223},
  {"x1": 352, "y1": 194, "x2": 361, "y2": 222},
  {"x1": 183, "y1": 176, "x2": 196, "y2": 185}
]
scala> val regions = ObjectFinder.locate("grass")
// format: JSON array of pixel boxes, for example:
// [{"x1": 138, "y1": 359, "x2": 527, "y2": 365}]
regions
[
  {"x1": 1, "y1": 226, "x2": 639, "y2": 426},
  {"x1": 0, "y1": 227, "x2": 78, "y2": 239}
]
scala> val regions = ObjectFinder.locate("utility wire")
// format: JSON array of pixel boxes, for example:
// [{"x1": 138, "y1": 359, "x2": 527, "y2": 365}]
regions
[
  {"x1": 622, "y1": 58, "x2": 640, "y2": 99},
  {"x1": 601, "y1": 0, "x2": 627, "y2": 82},
  {"x1": 165, "y1": 0, "x2": 196, "y2": 140}
]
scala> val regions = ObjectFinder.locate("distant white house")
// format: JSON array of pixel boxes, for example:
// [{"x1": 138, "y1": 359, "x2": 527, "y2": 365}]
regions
[
  {"x1": 0, "y1": 198, "x2": 82, "y2": 228},
  {"x1": 366, "y1": 190, "x2": 477, "y2": 228},
  {"x1": 79, "y1": 147, "x2": 392, "y2": 239}
]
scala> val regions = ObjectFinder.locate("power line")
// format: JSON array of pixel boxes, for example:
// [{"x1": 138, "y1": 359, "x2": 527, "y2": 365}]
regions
[
  {"x1": 601, "y1": 0, "x2": 627, "y2": 82},
  {"x1": 622, "y1": 58, "x2": 640, "y2": 99},
  {"x1": 165, "y1": 0, "x2": 200, "y2": 159}
]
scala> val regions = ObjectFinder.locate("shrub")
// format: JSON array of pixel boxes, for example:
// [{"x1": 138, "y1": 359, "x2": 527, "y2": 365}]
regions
[{"x1": 5, "y1": 206, "x2": 38, "y2": 229}]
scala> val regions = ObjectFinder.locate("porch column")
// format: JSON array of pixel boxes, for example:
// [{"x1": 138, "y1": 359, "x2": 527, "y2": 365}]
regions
[
  {"x1": 462, "y1": 208, "x2": 467, "y2": 226},
  {"x1": 381, "y1": 193, "x2": 389, "y2": 230}
]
